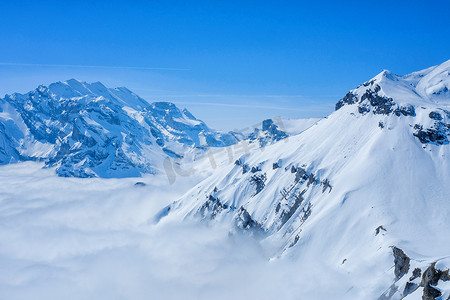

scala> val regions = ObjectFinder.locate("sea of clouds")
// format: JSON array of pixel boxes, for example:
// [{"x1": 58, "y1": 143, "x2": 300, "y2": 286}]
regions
[{"x1": 0, "y1": 162, "x2": 347, "y2": 300}]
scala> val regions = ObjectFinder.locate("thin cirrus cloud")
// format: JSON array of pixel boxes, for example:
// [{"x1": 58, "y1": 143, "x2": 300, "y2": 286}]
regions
[
  {"x1": 170, "y1": 101, "x2": 334, "y2": 112},
  {"x1": 140, "y1": 93, "x2": 309, "y2": 98},
  {"x1": 0, "y1": 62, "x2": 190, "y2": 71},
  {"x1": 134, "y1": 89, "x2": 338, "y2": 116},
  {"x1": 132, "y1": 88, "x2": 341, "y2": 101}
]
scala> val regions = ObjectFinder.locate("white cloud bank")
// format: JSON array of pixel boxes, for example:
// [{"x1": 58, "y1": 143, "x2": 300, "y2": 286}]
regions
[{"x1": 0, "y1": 162, "x2": 346, "y2": 300}]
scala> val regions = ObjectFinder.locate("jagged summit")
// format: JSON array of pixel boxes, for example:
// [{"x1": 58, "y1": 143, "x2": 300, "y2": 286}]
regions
[
  {"x1": 0, "y1": 79, "x2": 315, "y2": 177},
  {"x1": 24, "y1": 78, "x2": 151, "y2": 110},
  {"x1": 336, "y1": 60, "x2": 450, "y2": 112},
  {"x1": 0, "y1": 80, "x2": 239, "y2": 177},
  {"x1": 247, "y1": 118, "x2": 289, "y2": 147},
  {"x1": 375, "y1": 69, "x2": 396, "y2": 80}
]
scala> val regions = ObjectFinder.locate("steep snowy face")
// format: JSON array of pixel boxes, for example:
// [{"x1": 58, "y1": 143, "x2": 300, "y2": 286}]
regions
[
  {"x1": 0, "y1": 126, "x2": 19, "y2": 164},
  {"x1": 162, "y1": 60, "x2": 450, "y2": 299},
  {"x1": 336, "y1": 60, "x2": 450, "y2": 146},
  {"x1": 0, "y1": 79, "x2": 239, "y2": 177},
  {"x1": 142, "y1": 102, "x2": 238, "y2": 149},
  {"x1": 413, "y1": 60, "x2": 450, "y2": 102},
  {"x1": 336, "y1": 59, "x2": 450, "y2": 109},
  {"x1": 0, "y1": 98, "x2": 24, "y2": 164}
]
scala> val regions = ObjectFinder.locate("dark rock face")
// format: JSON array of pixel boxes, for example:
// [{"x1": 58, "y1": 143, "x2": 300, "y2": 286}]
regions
[
  {"x1": 321, "y1": 179, "x2": 332, "y2": 193},
  {"x1": 421, "y1": 263, "x2": 450, "y2": 300},
  {"x1": 288, "y1": 234, "x2": 301, "y2": 248},
  {"x1": 235, "y1": 158, "x2": 251, "y2": 174},
  {"x1": 360, "y1": 88, "x2": 395, "y2": 115},
  {"x1": 290, "y1": 165, "x2": 297, "y2": 173},
  {"x1": 429, "y1": 111, "x2": 443, "y2": 121},
  {"x1": 375, "y1": 225, "x2": 387, "y2": 235},
  {"x1": 422, "y1": 283, "x2": 441, "y2": 300},
  {"x1": 336, "y1": 84, "x2": 416, "y2": 119},
  {"x1": 235, "y1": 207, "x2": 263, "y2": 232},
  {"x1": 336, "y1": 77, "x2": 420, "y2": 116},
  {"x1": 274, "y1": 165, "x2": 319, "y2": 231},
  {"x1": 336, "y1": 92, "x2": 358, "y2": 110},
  {"x1": 197, "y1": 194, "x2": 228, "y2": 219},
  {"x1": 403, "y1": 282, "x2": 418, "y2": 297},
  {"x1": 261, "y1": 119, "x2": 275, "y2": 132},
  {"x1": 401, "y1": 268, "x2": 422, "y2": 297},
  {"x1": 381, "y1": 252, "x2": 450, "y2": 300},
  {"x1": 410, "y1": 268, "x2": 422, "y2": 281},
  {"x1": 162, "y1": 148, "x2": 183, "y2": 159},
  {"x1": 307, "y1": 173, "x2": 316, "y2": 187},
  {"x1": 134, "y1": 182, "x2": 146, "y2": 187},
  {"x1": 263, "y1": 121, "x2": 287, "y2": 142},
  {"x1": 250, "y1": 173, "x2": 267, "y2": 195},
  {"x1": 336, "y1": 83, "x2": 396, "y2": 115},
  {"x1": 358, "y1": 103, "x2": 371, "y2": 114},
  {"x1": 432, "y1": 86, "x2": 449, "y2": 96},
  {"x1": 394, "y1": 105, "x2": 416, "y2": 117},
  {"x1": 295, "y1": 167, "x2": 307, "y2": 183},
  {"x1": 300, "y1": 203, "x2": 312, "y2": 223},
  {"x1": 278, "y1": 189, "x2": 306, "y2": 227},
  {"x1": 251, "y1": 165, "x2": 261, "y2": 173},
  {"x1": 392, "y1": 247, "x2": 410, "y2": 280},
  {"x1": 334, "y1": 72, "x2": 450, "y2": 148},
  {"x1": 413, "y1": 122, "x2": 449, "y2": 145}
]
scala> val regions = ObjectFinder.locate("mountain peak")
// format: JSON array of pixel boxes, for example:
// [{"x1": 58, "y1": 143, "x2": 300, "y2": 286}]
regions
[
  {"x1": 47, "y1": 79, "x2": 103, "y2": 99},
  {"x1": 65, "y1": 78, "x2": 83, "y2": 85},
  {"x1": 182, "y1": 108, "x2": 198, "y2": 120},
  {"x1": 372, "y1": 69, "x2": 397, "y2": 83},
  {"x1": 336, "y1": 59, "x2": 450, "y2": 112}
]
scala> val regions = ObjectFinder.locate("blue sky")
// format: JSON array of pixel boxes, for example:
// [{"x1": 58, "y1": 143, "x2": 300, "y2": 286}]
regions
[{"x1": 0, "y1": 0, "x2": 449, "y2": 130}]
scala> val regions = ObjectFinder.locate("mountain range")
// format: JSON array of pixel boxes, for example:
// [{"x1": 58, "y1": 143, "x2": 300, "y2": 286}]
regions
[
  {"x1": 0, "y1": 79, "x2": 295, "y2": 178},
  {"x1": 1, "y1": 60, "x2": 450, "y2": 299}
]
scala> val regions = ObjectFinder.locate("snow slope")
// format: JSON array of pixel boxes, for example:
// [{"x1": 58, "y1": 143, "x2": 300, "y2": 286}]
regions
[
  {"x1": 278, "y1": 117, "x2": 321, "y2": 136},
  {"x1": 162, "y1": 60, "x2": 450, "y2": 299}
]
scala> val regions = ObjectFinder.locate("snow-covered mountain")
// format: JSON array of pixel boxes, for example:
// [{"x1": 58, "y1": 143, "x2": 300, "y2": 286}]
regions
[
  {"x1": 0, "y1": 80, "x2": 316, "y2": 178},
  {"x1": 161, "y1": 60, "x2": 450, "y2": 299},
  {"x1": 0, "y1": 79, "x2": 240, "y2": 177}
]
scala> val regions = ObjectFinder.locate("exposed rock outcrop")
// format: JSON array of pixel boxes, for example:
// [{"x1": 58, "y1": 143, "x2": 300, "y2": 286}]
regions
[
  {"x1": 421, "y1": 263, "x2": 450, "y2": 300},
  {"x1": 392, "y1": 247, "x2": 410, "y2": 280}
]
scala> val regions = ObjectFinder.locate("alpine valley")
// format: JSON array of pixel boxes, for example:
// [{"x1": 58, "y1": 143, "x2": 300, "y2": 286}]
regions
[{"x1": 1, "y1": 60, "x2": 450, "y2": 300}]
